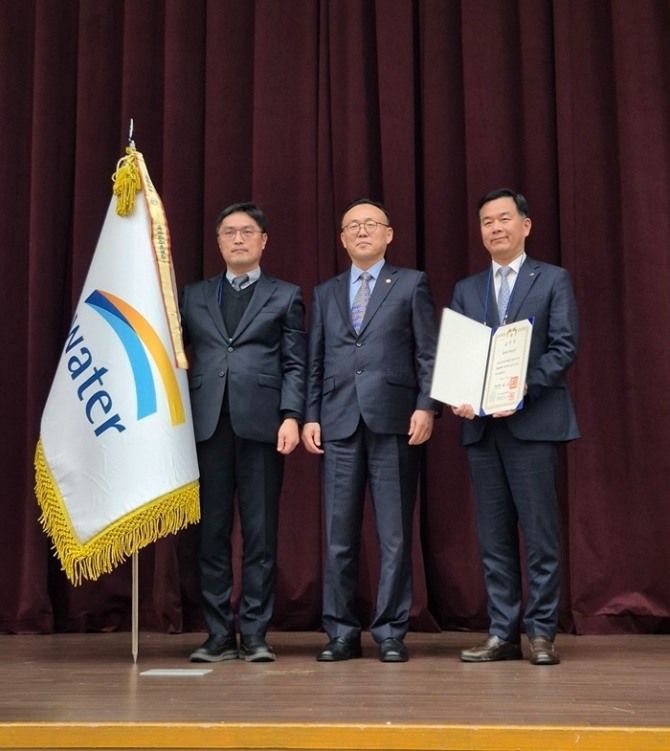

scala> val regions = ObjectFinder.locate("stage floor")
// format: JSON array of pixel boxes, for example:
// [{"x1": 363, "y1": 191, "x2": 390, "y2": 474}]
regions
[{"x1": 1, "y1": 631, "x2": 669, "y2": 750}]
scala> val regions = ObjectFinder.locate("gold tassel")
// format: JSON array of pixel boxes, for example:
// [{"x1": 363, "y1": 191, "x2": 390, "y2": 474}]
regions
[{"x1": 111, "y1": 147, "x2": 141, "y2": 216}]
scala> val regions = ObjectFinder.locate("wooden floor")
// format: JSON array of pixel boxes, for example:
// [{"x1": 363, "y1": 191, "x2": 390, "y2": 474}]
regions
[{"x1": 1, "y1": 631, "x2": 669, "y2": 751}]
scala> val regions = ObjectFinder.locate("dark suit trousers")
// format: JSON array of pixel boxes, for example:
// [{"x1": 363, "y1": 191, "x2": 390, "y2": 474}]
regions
[
  {"x1": 321, "y1": 419, "x2": 419, "y2": 643},
  {"x1": 466, "y1": 419, "x2": 560, "y2": 642},
  {"x1": 196, "y1": 406, "x2": 283, "y2": 637}
]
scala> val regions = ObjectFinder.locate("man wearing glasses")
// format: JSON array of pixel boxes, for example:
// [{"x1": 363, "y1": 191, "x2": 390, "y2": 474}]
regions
[
  {"x1": 302, "y1": 199, "x2": 439, "y2": 663},
  {"x1": 180, "y1": 203, "x2": 306, "y2": 663}
]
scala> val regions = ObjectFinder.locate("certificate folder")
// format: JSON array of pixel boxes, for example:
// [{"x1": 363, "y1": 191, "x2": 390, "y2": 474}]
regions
[{"x1": 430, "y1": 308, "x2": 533, "y2": 416}]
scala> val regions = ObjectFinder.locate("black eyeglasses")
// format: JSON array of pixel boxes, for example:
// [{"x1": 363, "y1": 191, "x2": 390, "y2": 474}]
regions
[{"x1": 341, "y1": 220, "x2": 390, "y2": 235}]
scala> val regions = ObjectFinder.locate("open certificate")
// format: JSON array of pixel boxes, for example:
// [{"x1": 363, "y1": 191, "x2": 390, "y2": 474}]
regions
[{"x1": 430, "y1": 308, "x2": 533, "y2": 416}]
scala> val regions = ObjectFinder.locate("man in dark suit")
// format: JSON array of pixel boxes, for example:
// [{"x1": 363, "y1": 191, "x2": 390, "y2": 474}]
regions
[
  {"x1": 302, "y1": 199, "x2": 439, "y2": 663},
  {"x1": 451, "y1": 188, "x2": 579, "y2": 666},
  {"x1": 180, "y1": 203, "x2": 306, "y2": 663}
]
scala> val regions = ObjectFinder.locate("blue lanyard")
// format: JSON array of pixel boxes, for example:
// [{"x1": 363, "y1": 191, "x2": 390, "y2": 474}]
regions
[{"x1": 483, "y1": 267, "x2": 492, "y2": 324}]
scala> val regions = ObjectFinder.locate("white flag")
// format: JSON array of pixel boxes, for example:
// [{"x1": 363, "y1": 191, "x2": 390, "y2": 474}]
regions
[{"x1": 35, "y1": 148, "x2": 199, "y2": 584}]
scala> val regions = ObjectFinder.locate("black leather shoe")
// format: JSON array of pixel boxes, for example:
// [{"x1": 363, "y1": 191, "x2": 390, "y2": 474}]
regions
[
  {"x1": 379, "y1": 637, "x2": 408, "y2": 663},
  {"x1": 240, "y1": 635, "x2": 276, "y2": 662},
  {"x1": 190, "y1": 634, "x2": 238, "y2": 663},
  {"x1": 529, "y1": 636, "x2": 560, "y2": 665},
  {"x1": 459, "y1": 634, "x2": 522, "y2": 662},
  {"x1": 316, "y1": 636, "x2": 362, "y2": 662}
]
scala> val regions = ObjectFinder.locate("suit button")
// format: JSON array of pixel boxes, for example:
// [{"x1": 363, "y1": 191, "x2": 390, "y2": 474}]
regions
[
  {"x1": 227, "y1": 346, "x2": 234, "y2": 352},
  {"x1": 356, "y1": 369, "x2": 363, "y2": 375},
  {"x1": 356, "y1": 342, "x2": 362, "y2": 347},
  {"x1": 218, "y1": 371, "x2": 225, "y2": 377}
]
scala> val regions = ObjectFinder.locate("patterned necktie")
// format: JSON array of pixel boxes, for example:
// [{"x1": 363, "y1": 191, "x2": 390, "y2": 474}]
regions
[
  {"x1": 231, "y1": 273, "x2": 249, "y2": 291},
  {"x1": 497, "y1": 266, "x2": 512, "y2": 323},
  {"x1": 351, "y1": 271, "x2": 372, "y2": 333}
]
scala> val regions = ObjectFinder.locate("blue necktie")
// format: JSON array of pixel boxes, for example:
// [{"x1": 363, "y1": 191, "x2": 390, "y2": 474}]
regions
[
  {"x1": 497, "y1": 266, "x2": 512, "y2": 323},
  {"x1": 351, "y1": 271, "x2": 372, "y2": 333}
]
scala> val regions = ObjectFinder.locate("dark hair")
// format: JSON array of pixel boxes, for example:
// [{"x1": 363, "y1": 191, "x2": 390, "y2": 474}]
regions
[
  {"x1": 341, "y1": 198, "x2": 391, "y2": 226},
  {"x1": 215, "y1": 202, "x2": 268, "y2": 234},
  {"x1": 477, "y1": 188, "x2": 530, "y2": 218}
]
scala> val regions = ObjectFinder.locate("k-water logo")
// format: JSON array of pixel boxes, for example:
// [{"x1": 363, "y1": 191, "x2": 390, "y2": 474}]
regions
[{"x1": 63, "y1": 289, "x2": 185, "y2": 437}]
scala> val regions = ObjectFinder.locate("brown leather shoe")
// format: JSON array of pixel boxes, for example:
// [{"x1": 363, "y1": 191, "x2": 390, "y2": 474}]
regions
[
  {"x1": 529, "y1": 636, "x2": 560, "y2": 665},
  {"x1": 460, "y1": 634, "x2": 522, "y2": 662}
]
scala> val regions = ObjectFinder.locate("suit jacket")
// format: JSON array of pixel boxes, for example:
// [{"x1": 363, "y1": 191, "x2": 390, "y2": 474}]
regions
[
  {"x1": 305, "y1": 262, "x2": 439, "y2": 441},
  {"x1": 180, "y1": 271, "x2": 306, "y2": 444},
  {"x1": 451, "y1": 256, "x2": 579, "y2": 445}
]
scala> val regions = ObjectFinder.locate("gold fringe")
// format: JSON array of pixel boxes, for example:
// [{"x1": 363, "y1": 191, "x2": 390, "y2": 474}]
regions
[
  {"x1": 111, "y1": 147, "x2": 141, "y2": 216},
  {"x1": 34, "y1": 438, "x2": 200, "y2": 586}
]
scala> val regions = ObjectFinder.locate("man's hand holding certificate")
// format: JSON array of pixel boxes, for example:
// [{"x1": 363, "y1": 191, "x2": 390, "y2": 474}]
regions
[{"x1": 430, "y1": 308, "x2": 533, "y2": 416}]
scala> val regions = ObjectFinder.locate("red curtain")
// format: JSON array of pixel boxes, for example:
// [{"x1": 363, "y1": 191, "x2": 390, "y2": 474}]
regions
[{"x1": 1, "y1": 0, "x2": 669, "y2": 635}]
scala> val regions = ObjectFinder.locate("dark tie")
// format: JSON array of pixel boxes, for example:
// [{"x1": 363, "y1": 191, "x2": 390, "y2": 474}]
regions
[
  {"x1": 351, "y1": 271, "x2": 372, "y2": 333},
  {"x1": 231, "y1": 273, "x2": 249, "y2": 291},
  {"x1": 497, "y1": 266, "x2": 512, "y2": 323}
]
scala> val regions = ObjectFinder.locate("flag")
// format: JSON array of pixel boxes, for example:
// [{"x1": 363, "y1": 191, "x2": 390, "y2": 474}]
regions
[{"x1": 34, "y1": 147, "x2": 200, "y2": 585}]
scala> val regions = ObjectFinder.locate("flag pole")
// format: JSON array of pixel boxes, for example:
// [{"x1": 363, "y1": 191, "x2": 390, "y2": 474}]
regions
[
  {"x1": 132, "y1": 552, "x2": 139, "y2": 663},
  {"x1": 128, "y1": 117, "x2": 139, "y2": 665}
]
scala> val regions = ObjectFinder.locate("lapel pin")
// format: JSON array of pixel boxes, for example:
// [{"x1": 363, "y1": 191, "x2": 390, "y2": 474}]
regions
[{"x1": 385, "y1": 278, "x2": 392, "y2": 284}]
